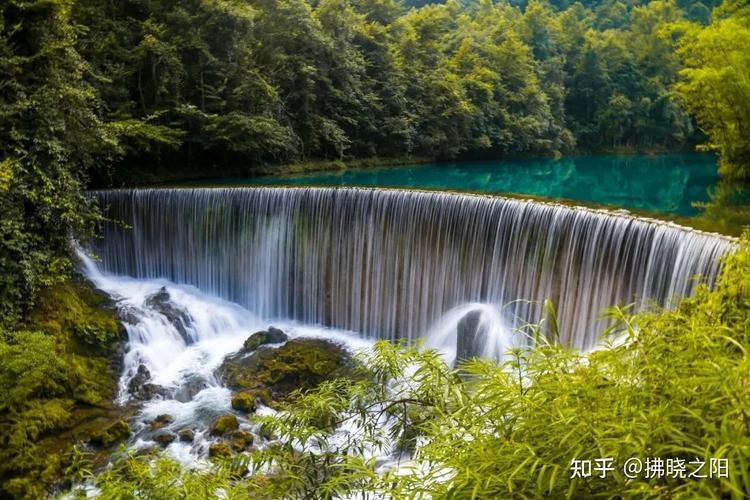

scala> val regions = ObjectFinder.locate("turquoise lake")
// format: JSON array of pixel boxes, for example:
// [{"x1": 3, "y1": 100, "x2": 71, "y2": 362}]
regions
[{"x1": 197, "y1": 154, "x2": 722, "y2": 217}]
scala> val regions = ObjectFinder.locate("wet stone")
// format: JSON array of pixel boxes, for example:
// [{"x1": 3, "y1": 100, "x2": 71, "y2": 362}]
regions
[
  {"x1": 212, "y1": 414, "x2": 239, "y2": 435},
  {"x1": 242, "y1": 327, "x2": 289, "y2": 352},
  {"x1": 150, "y1": 414, "x2": 174, "y2": 430},
  {"x1": 178, "y1": 429, "x2": 195, "y2": 442},
  {"x1": 153, "y1": 431, "x2": 176, "y2": 447}
]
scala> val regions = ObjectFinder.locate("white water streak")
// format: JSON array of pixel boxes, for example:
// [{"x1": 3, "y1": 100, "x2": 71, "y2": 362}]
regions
[{"x1": 90, "y1": 187, "x2": 734, "y2": 350}]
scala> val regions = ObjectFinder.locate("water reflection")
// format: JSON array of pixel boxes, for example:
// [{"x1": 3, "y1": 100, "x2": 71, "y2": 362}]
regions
[
  {"x1": 188, "y1": 153, "x2": 750, "y2": 234},
  {"x1": 687, "y1": 179, "x2": 750, "y2": 236},
  {"x1": 220, "y1": 154, "x2": 718, "y2": 216}
]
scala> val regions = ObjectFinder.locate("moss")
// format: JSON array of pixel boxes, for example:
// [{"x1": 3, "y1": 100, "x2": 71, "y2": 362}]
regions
[
  {"x1": 0, "y1": 276, "x2": 125, "y2": 498},
  {"x1": 150, "y1": 414, "x2": 174, "y2": 430},
  {"x1": 27, "y1": 277, "x2": 122, "y2": 351},
  {"x1": 219, "y1": 338, "x2": 354, "y2": 401},
  {"x1": 212, "y1": 415, "x2": 239, "y2": 435},
  {"x1": 208, "y1": 442, "x2": 232, "y2": 458},
  {"x1": 90, "y1": 419, "x2": 131, "y2": 447},
  {"x1": 231, "y1": 392, "x2": 257, "y2": 413}
]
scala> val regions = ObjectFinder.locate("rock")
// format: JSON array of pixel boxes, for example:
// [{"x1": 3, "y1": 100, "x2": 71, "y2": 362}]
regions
[
  {"x1": 127, "y1": 364, "x2": 165, "y2": 401},
  {"x1": 173, "y1": 374, "x2": 210, "y2": 402},
  {"x1": 144, "y1": 286, "x2": 194, "y2": 344},
  {"x1": 128, "y1": 363, "x2": 150, "y2": 392},
  {"x1": 456, "y1": 309, "x2": 483, "y2": 362},
  {"x1": 208, "y1": 442, "x2": 231, "y2": 458},
  {"x1": 150, "y1": 414, "x2": 174, "y2": 430},
  {"x1": 212, "y1": 414, "x2": 239, "y2": 435},
  {"x1": 153, "y1": 431, "x2": 176, "y2": 447},
  {"x1": 178, "y1": 429, "x2": 195, "y2": 442},
  {"x1": 90, "y1": 419, "x2": 131, "y2": 447},
  {"x1": 242, "y1": 327, "x2": 288, "y2": 352},
  {"x1": 229, "y1": 430, "x2": 254, "y2": 451},
  {"x1": 231, "y1": 391, "x2": 257, "y2": 413},
  {"x1": 108, "y1": 341, "x2": 129, "y2": 379},
  {"x1": 117, "y1": 305, "x2": 142, "y2": 325},
  {"x1": 218, "y1": 338, "x2": 354, "y2": 401}
]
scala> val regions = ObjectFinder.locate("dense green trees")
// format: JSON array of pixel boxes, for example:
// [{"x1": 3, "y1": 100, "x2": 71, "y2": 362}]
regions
[
  {"x1": 671, "y1": 0, "x2": 750, "y2": 178},
  {"x1": 0, "y1": 0, "x2": 113, "y2": 326},
  {"x1": 69, "y1": 0, "x2": 731, "y2": 181}
]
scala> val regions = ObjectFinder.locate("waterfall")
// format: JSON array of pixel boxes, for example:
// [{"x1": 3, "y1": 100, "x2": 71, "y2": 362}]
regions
[{"x1": 89, "y1": 187, "x2": 734, "y2": 350}]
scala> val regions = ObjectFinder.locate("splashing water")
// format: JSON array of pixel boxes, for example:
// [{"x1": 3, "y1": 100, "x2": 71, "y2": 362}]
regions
[
  {"x1": 424, "y1": 303, "x2": 518, "y2": 366},
  {"x1": 78, "y1": 249, "x2": 379, "y2": 466}
]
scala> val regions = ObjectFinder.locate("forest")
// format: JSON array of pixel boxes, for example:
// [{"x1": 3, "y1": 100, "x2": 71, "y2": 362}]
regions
[
  {"x1": 1, "y1": 0, "x2": 750, "y2": 498},
  {"x1": 71, "y1": 0, "x2": 745, "y2": 175}
]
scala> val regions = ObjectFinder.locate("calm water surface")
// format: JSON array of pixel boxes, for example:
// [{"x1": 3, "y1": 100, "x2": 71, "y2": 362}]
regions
[{"x1": 194, "y1": 154, "x2": 723, "y2": 216}]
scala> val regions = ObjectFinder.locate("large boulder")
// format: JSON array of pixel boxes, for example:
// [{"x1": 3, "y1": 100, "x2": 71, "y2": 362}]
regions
[
  {"x1": 144, "y1": 287, "x2": 194, "y2": 344},
  {"x1": 218, "y1": 338, "x2": 354, "y2": 401},
  {"x1": 456, "y1": 309, "x2": 483, "y2": 362},
  {"x1": 242, "y1": 327, "x2": 288, "y2": 352}
]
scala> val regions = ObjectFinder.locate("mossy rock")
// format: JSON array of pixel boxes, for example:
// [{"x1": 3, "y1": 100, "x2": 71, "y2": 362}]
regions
[
  {"x1": 229, "y1": 430, "x2": 255, "y2": 451},
  {"x1": 242, "y1": 327, "x2": 288, "y2": 351},
  {"x1": 27, "y1": 277, "x2": 124, "y2": 354},
  {"x1": 218, "y1": 338, "x2": 354, "y2": 401},
  {"x1": 1, "y1": 277, "x2": 127, "y2": 498},
  {"x1": 90, "y1": 419, "x2": 131, "y2": 447},
  {"x1": 231, "y1": 391, "x2": 257, "y2": 413},
  {"x1": 212, "y1": 414, "x2": 239, "y2": 435},
  {"x1": 150, "y1": 414, "x2": 174, "y2": 430},
  {"x1": 208, "y1": 442, "x2": 232, "y2": 458},
  {"x1": 178, "y1": 428, "x2": 195, "y2": 442},
  {"x1": 153, "y1": 431, "x2": 176, "y2": 447}
]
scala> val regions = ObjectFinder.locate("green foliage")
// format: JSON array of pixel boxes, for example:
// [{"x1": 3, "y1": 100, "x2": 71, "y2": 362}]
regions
[
  {"x1": 0, "y1": 0, "x2": 113, "y2": 326},
  {"x1": 671, "y1": 0, "x2": 750, "y2": 178},
  {"x1": 68, "y1": 0, "x2": 719, "y2": 184},
  {"x1": 0, "y1": 280, "x2": 122, "y2": 498},
  {"x1": 77, "y1": 454, "x2": 254, "y2": 499}
]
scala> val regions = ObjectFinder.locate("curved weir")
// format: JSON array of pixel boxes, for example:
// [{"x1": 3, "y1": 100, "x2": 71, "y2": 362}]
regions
[{"x1": 90, "y1": 187, "x2": 734, "y2": 350}]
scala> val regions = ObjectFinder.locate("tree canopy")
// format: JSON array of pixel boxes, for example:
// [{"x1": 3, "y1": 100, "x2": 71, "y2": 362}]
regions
[{"x1": 69, "y1": 0, "x2": 735, "y2": 180}]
